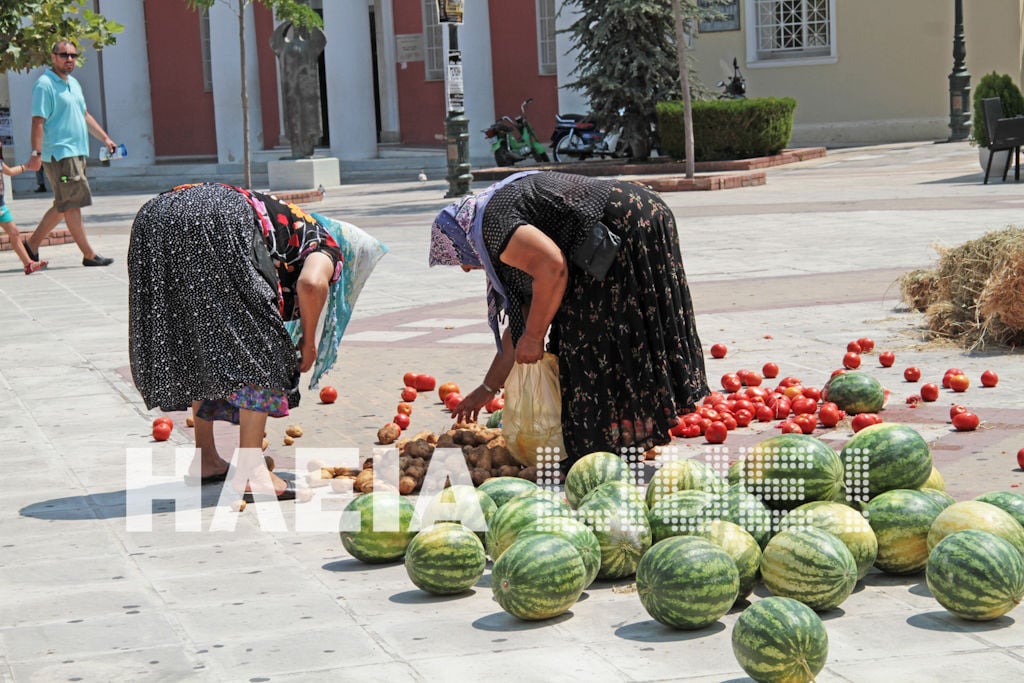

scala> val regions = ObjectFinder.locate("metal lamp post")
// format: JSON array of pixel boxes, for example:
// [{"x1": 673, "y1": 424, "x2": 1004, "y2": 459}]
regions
[
  {"x1": 947, "y1": 0, "x2": 971, "y2": 141},
  {"x1": 441, "y1": 9, "x2": 472, "y2": 198}
]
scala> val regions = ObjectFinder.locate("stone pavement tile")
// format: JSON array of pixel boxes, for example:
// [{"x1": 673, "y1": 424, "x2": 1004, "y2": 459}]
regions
[
  {"x1": 410, "y1": 644, "x2": 635, "y2": 682},
  {"x1": 0, "y1": 612, "x2": 183, "y2": 662},
  {"x1": 7, "y1": 645, "x2": 214, "y2": 683},
  {"x1": 146, "y1": 561, "x2": 331, "y2": 611},
  {"x1": 828, "y1": 648, "x2": 1024, "y2": 682},
  {"x1": 0, "y1": 553, "x2": 140, "y2": 593},
  {"x1": 266, "y1": 661, "x2": 421, "y2": 682},
  {"x1": 0, "y1": 583, "x2": 164, "y2": 629}
]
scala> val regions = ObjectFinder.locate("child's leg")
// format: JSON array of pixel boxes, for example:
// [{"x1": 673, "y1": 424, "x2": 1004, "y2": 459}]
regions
[{"x1": 1, "y1": 220, "x2": 34, "y2": 268}]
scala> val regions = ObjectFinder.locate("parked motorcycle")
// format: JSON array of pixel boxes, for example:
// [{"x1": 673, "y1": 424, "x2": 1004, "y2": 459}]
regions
[
  {"x1": 717, "y1": 58, "x2": 747, "y2": 99},
  {"x1": 483, "y1": 98, "x2": 550, "y2": 167},
  {"x1": 549, "y1": 112, "x2": 631, "y2": 163}
]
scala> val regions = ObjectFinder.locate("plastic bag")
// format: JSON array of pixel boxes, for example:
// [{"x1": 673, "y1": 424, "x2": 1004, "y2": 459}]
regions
[{"x1": 502, "y1": 353, "x2": 567, "y2": 466}]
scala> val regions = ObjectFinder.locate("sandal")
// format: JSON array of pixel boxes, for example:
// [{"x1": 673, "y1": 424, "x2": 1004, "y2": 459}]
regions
[
  {"x1": 183, "y1": 468, "x2": 230, "y2": 487},
  {"x1": 24, "y1": 260, "x2": 48, "y2": 275},
  {"x1": 243, "y1": 483, "x2": 297, "y2": 503}
]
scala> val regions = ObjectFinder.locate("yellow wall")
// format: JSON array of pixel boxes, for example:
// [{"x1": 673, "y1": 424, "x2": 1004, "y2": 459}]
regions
[{"x1": 691, "y1": 0, "x2": 1024, "y2": 145}]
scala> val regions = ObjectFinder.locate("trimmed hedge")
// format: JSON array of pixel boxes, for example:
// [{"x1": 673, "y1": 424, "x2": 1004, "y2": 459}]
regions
[{"x1": 657, "y1": 98, "x2": 797, "y2": 161}]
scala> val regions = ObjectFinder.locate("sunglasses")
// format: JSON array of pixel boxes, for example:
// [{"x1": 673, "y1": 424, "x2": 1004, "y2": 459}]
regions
[{"x1": 54, "y1": 52, "x2": 79, "y2": 59}]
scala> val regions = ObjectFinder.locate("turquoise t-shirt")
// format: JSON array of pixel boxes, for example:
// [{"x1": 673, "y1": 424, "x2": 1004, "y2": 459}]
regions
[{"x1": 31, "y1": 69, "x2": 89, "y2": 161}]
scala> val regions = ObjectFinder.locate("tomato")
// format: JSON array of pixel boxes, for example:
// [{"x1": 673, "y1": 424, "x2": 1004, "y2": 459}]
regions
[
  {"x1": 710, "y1": 343, "x2": 728, "y2": 359},
  {"x1": 701, "y1": 408, "x2": 721, "y2": 422},
  {"x1": 949, "y1": 404, "x2": 968, "y2": 419},
  {"x1": 762, "y1": 362, "x2": 780, "y2": 379},
  {"x1": 396, "y1": 401, "x2": 413, "y2": 416},
  {"x1": 779, "y1": 420, "x2": 804, "y2": 434},
  {"x1": 878, "y1": 351, "x2": 895, "y2": 367},
  {"x1": 782, "y1": 385, "x2": 805, "y2": 400},
  {"x1": 443, "y1": 392, "x2": 464, "y2": 411},
  {"x1": 801, "y1": 386, "x2": 822, "y2": 402},
  {"x1": 906, "y1": 394, "x2": 922, "y2": 406},
  {"x1": 942, "y1": 368, "x2": 963, "y2": 388},
  {"x1": 755, "y1": 404, "x2": 775, "y2": 422},
  {"x1": 952, "y1": 411, "x2": 980, "y2": 431},
  {"x1": 745, "y1": 372, "x2": 763, "y2": 387},
  {"x1": 400, "y1": 386, "x2": 418, "y2": 402},
  {"x1": 777, "y1": 376, "x2": 803, "y2": 389},
  {"x1": 721, "y1": 373, "x2": 743, "y2": 393},
  {"x1": 847, "y1": 340, "x2": 862, "y2": 353},
  {"x1": 705, "y1": 421, "x2": 728, "y2": 444},
  {"x1": 669, "y1": 422, "x2": 688, "y2": 438},
  {"x1": 981, "y1": 370, "x2": 999, "y2": 388},
  {"x1": 413, "y1": 374, "x2": 437, "y2": 392},
  {"x1": 438, "y1": 381, "x2": 460, "y2": 402},
  {"x1": 721, "y1": 414, "x2": 738, "y2": 431},
  {"x1": 681, "y1": 424, "x2": 702, "y2": 438},
  {"x1": 818, "y1": 402, "x2": 843, "y2": 427},
  {"x1": 485, "y1": 395, "x2": 505, "y2": 413},
  {"x1": 152, "y1": 422, "x2": 173, "y2": 441},
  {"x1": 903, "y1": 367, "x2": 921, "y2": 382},
  {"x1": 734, "y1": 408, "x2": 753, "y2": 428},
  {"x1": 319, "y1": 385, "x2": 338, "y2": 404},
  {"x1": 402, "y1": 372, "x2": 419, "y2": 388},
  {"x1": 830, "y1": 368, "x2": 847, "y2": 379},
  {"x1": 948, "y1": 374, "x2": 970, "y2": 392},
  {"x1": 793, "y1": 413, "x2": 817, "y2": 434},
  {"x1": 851, "y1": 413, "x2": 882, "y2": 433},
  {"x1": 704, "y1": 391, "x2": 727, "y2": 406},
  {"x1": 769, "y1": 395, "x2": 792, "y2": 419},
  {"x1": 153, "y1": 416, "x2": 174, "y2": 430},
  {"x1": 857, "y1": 337, "x2": 876, "y2": 352},
  {"x1": 791, "y1": 396, "x2": 818, "y2": 415},
  {"x1": 682, "y1": 413, "x2": 704, "y2": 427},
  {"x1": 393, "y1": 413, "x2": 411, "y2": 430},
  {"x1": 1018, "y1": 448, "x2": 1024, "y2": 470},
  {"x1": 920, "y1": 383, "x2": 940, "y2": 402}
]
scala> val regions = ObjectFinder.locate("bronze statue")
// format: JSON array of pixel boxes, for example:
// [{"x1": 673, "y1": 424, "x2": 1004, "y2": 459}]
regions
[{"x1": 270, "y1": 21, "x2": 327, "y2": 159}]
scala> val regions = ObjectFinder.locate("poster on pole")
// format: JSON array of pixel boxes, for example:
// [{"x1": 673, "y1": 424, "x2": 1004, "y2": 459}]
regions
[
  {"x1": 437, "y1": 0, "x2": 464, "y2": 25},
  {"x1": 446, "y1": 49, "x2": 464, "y2": 113}
]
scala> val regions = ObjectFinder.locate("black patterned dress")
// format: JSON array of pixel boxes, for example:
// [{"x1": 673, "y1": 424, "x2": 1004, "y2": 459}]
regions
[
  {"x1": 481, "y1": 172, "x2": 709, "y2": 464},
  {"x1": 128, "y1": 183, "x2": 342, "y2": 422}
]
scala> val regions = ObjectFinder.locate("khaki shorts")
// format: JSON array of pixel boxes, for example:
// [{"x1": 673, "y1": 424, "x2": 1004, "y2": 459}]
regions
[{"x1": 43, "y1": 156, "x2": 93, "y2": 212}]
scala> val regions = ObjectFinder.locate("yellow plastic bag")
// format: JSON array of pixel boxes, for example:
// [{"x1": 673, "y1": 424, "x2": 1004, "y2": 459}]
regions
[{"x1": 502, "y1": 353, "x2": 567, "y2": 466}]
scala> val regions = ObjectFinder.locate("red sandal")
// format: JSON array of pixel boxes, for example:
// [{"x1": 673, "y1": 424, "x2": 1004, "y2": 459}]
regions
[{"x1": 24, "y1": 260, "x2": 48, "y2": 275}]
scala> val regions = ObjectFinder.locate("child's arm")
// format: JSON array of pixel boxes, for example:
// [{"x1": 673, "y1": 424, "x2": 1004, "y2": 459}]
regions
[{"x1": 1, "y1": 160, "x2": 27, "y2": 177}]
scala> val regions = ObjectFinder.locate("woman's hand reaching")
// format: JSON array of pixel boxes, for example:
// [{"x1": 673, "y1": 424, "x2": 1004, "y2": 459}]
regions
[
  {"x1": 449, "y1": 384, "x2": 495, "y2": 424},
  {"x1": 297, "y1": 335, "x2": 317, "y2": 373}
]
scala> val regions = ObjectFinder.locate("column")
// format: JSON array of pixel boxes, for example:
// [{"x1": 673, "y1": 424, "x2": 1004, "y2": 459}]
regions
[
  {"x1": 209, "y1": 0, "x2": 264, "y2": 165},
  {"x1": 555, "y1": 2, "x2": 587, "y2": 115},
  {"x1": 458, "y1": 2, "x2": 495, "y2": 165},
  {"x1": 322, "y1": 1, "x2": 377, "y2": 160},
  {"x1": 96, "y1": 0, "x2": 155, "y2": 163},
  {"x1": 374, "y1": 0, "x2": 401, "y2": 143}
]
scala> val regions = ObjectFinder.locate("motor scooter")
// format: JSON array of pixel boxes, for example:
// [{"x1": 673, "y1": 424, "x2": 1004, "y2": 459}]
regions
[
  {"x1": 549, "y1": 111, "x2": 631, "y2": 163},
  {"x1": 717, "y1": 58, "x2": 747, "y2": 99},
  {"x1": 483, "y1": 98, "x2": 550, "y2": 167}
]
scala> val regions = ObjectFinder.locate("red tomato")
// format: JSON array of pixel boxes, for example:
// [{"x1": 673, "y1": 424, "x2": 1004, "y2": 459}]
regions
[
  {"x1": 878, "y1": 351, "x2": 895, "y2": 367},
  {"x1": 948, "y1": 374, "x2": 970, "y2": 392},
  {"x1": 847, "y1": 340, "x2": 862, "y2": 353},
  {"x1": 942, "y1": 368, "x2": 963, "y2": 388},
  {"x1": 669, "y1": 422, "x2": 688, "y2": 438},
  {"x1": 682, "y1": 412, "x2": 704, "y2": 427},
  {"x1": 402, "y1": 372, "x2": 419, "y2": 388},
  {"x1": 485, "y1": 395, "x2": 505, "y2": 413},
  {"x1": 818, "y1": 402, "x2": 843, "y2": 428},
  {"x1": 793, "y1": 413, "x2": 817, "y2": 434},
  {"x1": 681, "y1": 424, "x2": 702, "y2": 438},
  {"x1": 319, "y1": 386, "x2": 338, "y2": 403},
  {"x1": 704, "y1": 391, "x2": 727, "y2": 406},
  {"x1": 413, "y1": 374, "x2": 437, "y2": 392},
  {"x1": 1018, "y1": 448, "x2": 1024, "y2": 470},
  {"x1": 801, "y1": 386, "x2": 822, "y2": 402},
  {"x1": 745, "y1": 372, "x2": 763, "y2": 387},
  {"x1": 734, "y1": 408, "x2": 754, "y2": 428},
  {"x1": 396, "y1": 402, "x2": 413, "y2": 416},
  {"x1": 842, "y1": 352, "x2": 862, "y2": 369},
  {"x1": 981, "y1": 370, "x2": 999, "y2": 388},
  {"x1": 762, "y1": 362, "x2": 780, "y2": 379},
  {"x1": 920, "y1": 383, "x2": 940, "y2": 402},
  {"x1": 153, "y1": 416, "x2": 174, "y2": 430},
  {"x1": 755, "y1": 404, "x2": 775, "y2": 422},
  {"x1": 393, "y1": 413, "x2": 411, "y2": 430},
  {"x1": 851, "y1": 413, "x2": 882, "y2": 433},
  {"x1": 777, "y1": 376, "x2": 803, "y2": 389},
  {"x1": 779, "y1": 420, "x2": 804, "y2": 434},
  {"x1": 152, "y1": 422, "x2": 173, "y2": 441},
  {"x1": 952, "y1": 411, "x2": 980, "y2": 431},
  {"x1": 790, "y1": 396, "x2": 818, "y2": 415},
  {"x1": 949, "y1": 404, "x2": 968, "y2": 419},
  {"x1": 830, "y1": 368, "x2": 848, "y2": 379},
  {"x1": 705, "y1": 421, "x2": 728, "y2": 444},
  {"x1": 857, "y1": 337, "x2": 876, "y2": 352},
  {"x1": 444, "y1": 392, "x2": 464, "y2": 411},
  {"x1": 769, "y1": 395, "x2": 792, "y2": 419},
  {"x1": 401, "y1": 386, "x2": 418, "y2": 402},
  {"x1": 438, "y1": 381, "x2": 460, "y2": 401},
  {"x1": 721, "y1": 414, "x2": 738, "y2": 431},
  {"x1": 710, "y1": 343, "x2": 728, "y2": 359},
  {"x1": 721, "y1": 373, "x2": 743, "y2": 392},
  {"x1": 906, "y1": 394, "x2": 922, "y2": 406},
  {"x1": 903, "y1": 367, "x2": 921, "y2": 382}
]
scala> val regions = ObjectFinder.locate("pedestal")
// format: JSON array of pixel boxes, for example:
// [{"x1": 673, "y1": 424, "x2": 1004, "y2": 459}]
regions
[{"x1": 268, "y1": 157, "x2": 340, "y2": 191}]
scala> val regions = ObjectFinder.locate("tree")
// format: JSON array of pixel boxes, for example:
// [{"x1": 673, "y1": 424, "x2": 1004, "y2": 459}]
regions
[
  {"x1": 0, "y1": 0, "x2": 123, "y2": 72},
  {"x1": 671, "y1": 0, "x2": 695, "y2": 178},
  {"x1": 186, "y1": 0, "x2": 321, "y2": 188}
]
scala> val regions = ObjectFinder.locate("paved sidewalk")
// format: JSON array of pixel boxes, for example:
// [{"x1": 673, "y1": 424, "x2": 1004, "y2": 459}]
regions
[{"x1": 2, "y1": 140, "x2": 1024, "y2": 682}]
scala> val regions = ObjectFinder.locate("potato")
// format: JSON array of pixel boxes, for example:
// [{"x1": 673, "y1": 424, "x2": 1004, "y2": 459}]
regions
[
  {"x1": 407, "y1": 439, "x2": 435, "y2": 459},
  {"x1": 410, "y1": 430, "x2": 437, "y2": 444},
  {"x1": 355, "y1": 469, "x2": 375, "y2": 493},
  {"x1": 470, "y1": 467, "x2": 491, "y2": 487},
  {"x1": 264, "y1": 455, "x2": 275, "y2": 472},
  {"x1": 497, "y1": 465, "x2": 521, "y2": 478},
  {"x1": 332, "y1": 466, "x2": 360, "y2": 478},
  {"x1": 306, "y1": 457, "x2": 327, "y2": 472},
  {"x1": 305, "y1": 471, "x2": 329, "y2": 488},
  {"x1": 185, "y1": 415, "x2": 195, "y2": 428},
  {"x1": 395, "y1": 438, "x2": 411, "y2": 455},
  {"x1": 329, "y1": 476, "x2": 355, "y2": 493},
  {"x1": 285, "y1": 425, "x2": 304, "y2": 438},
  {"x1": 230, "y1": 499, "x2": 246, "y2": 512},
  {"x1": 296, "y1": 488, "x2": 316, "y2": 503},
  {"x1": 518, "y1": 466, "x2": 538, "y2": 482},
  {"x1": 377, "y1": 422, "x2": 401, "y2": 445},
  {"x1": 283, "y1": 435, "x2": 295, "y2": 446},
  {"x1": 435, "y1": 432, "x2": 457, "y2": 449},
  {"x1": 399, "y1": 476, "x2": 418, "y2": 495},
  {"x1": 261, "y1": 437, "x2": 269, "y2": 451}
]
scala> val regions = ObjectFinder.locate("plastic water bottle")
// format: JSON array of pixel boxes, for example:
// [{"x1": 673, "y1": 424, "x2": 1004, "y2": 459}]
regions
[{"x1": 99, "y1": 143, "x2": 127, "y2": 161}]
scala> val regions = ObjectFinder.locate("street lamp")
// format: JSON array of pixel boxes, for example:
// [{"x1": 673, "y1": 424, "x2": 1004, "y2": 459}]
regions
[
  {"x1": 444, "y1": 22, "x2": 473, "y2": 198},
  {"x1": 947, "y1": 0, "x2": 971, "y2": 141}
]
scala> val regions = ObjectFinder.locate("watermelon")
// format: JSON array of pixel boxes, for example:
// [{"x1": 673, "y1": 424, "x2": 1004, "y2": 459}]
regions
[
  {"x1": 697, "y1": 520, "x2": 763, "y2": 601},
  {"x1": 477, "y1": 476, "x2": 537, "y2": 509},
  {"x1": 491, "y1": 534, "x2": 587, "y2": 620},
  {"x1": 420, "y1": 484, "x2": 497, "y2": 543},
  {"x1": 579, "y1": 479, "x2": 647, "y2": 510},
  {"x1": 731, "y1": 596, "x2": 829, "y2": 683},
  {"x1": 922, "y1": 465, "x2": 946, "y2": 492},
  {"x1": 976, "y1": 491, "x2": 1024, "y2": 530},
  {"x1": 486, "y1": 408, "x2": 502, "y2": 428},
  {"x1": 576, "y1": 495, "x2": 652, "y2": 580},
  {"x1": 919, "y1": 487, "x2": 956, "y2": 510},
  {"x1": 564, "y1": 451, "x2": 634, "y2": 508},
  {"x1": 636, "y1": 536, "x2": 739, "y2": 630},
  {"x1": 647, "y1": 489, "x2": 717, "y2": 543},
  {"x1": 484, "y1": 490, "x2": 569, "y2": 561},
  {"x1": 404, "y1": 523, "x2": 486, "y2": 595},
  {"x1": 719, "y1": 485, "x2": 776, "y2": 548},
  {"x1": 839, "y1": 423, "x2": 932, "y2": 499},
  {"x1": 927, "y1": 500, "x2": 1024, "y2": 558},
  {"x1": 822, "y1": 371, "x2": 885, "y2": 414},
  {"x1": 727, "y1": 459, "x2": 744, "y2": 486},
  {"x1": 741, "y1": 434, "x2": 844, "y2": 510},
  {"x1": 340, "y1": 492, "x2": 419, "y2": 563},
  {"x1": 779, "y1": 501, "x2": 878, "y2": 580},
  {"x1": 927, "y1": 529, "x2": 1024, "y2": 621},
  {"x1": 645, "y1": 457, "x2": 727, "y2": 509},
  {"x1": 864, "y1": 488, "x2": 945, "y2": 575},
  {"x1": 760, "y1": 527, "x2": 857, "y2": 611},
  {"x1": 519, "y1": 516, "x2": 602, "y2": 588}
]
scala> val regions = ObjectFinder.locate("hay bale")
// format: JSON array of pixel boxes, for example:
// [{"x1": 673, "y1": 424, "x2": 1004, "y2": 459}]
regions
[{"x1": 899, "y1": 268, "x2": 938, "y2": 311}]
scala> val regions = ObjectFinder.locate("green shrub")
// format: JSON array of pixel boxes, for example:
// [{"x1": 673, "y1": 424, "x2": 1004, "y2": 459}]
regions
[
  {"x1": 656, "y1": 98, "x2": 797, "y2": 161},
  {"x1": 971, "y1": 72, "x2": 1024, "y2": 147}
]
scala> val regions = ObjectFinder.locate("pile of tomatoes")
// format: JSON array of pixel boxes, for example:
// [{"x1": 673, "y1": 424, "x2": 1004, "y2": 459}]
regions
[{"x1": 382, "y1": 372, "x2": 506, "y2": 437}]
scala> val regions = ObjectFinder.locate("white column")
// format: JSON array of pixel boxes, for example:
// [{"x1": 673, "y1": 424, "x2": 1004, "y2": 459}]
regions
[
  {"x1": 209, "y1": 0, "x2": 264, "y2": 165},
  {"x1": 7, "y1": 68, "x2": 42, "y2": 179},
  {"x1": 375, "y1": 0, "x2": 400, "y2": 143},
  {"x1": 458, "y1": 4, "x2": 495, "y2": 165},
  {"x1": 322, "y1": 1, "x2": 377, "y2": 160},
  {"x1": 555, "y1": 2, "x2": 587, "y2": 115}
]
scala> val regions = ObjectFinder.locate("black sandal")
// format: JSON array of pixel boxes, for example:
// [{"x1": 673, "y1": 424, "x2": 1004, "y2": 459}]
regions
[{"x1": 243, "y1": 483, "x2": 297, "y2": 503}]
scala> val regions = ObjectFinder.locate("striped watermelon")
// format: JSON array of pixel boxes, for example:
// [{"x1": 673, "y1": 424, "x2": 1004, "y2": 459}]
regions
[
  {"x1": 404, "y1": 523, "x2": 486, "y2": 595},
  {"x1": 839, "y1": 423, "x2": 932, "y2": 499},
  {"x1": 576, "y1": 495, "x2": 652, "y2": 580},
  {"x1": 731, "y1": 596, "x2": 828, "y2": 683},
  {"x1": 976, "y1": 491, "x2": 1024, "y2": 529},
  {"x1": 864, "y1": 488, "x2": 945, "y2": 575},
  {"x1": 927, "y1": 529, "x2": 1024, "y2": 621},
  {"x1": 779, "y1": 501, "x2": 878, "y2": 580},
  {"x1": 927, "y1": 500, "x2": 1024, "y2": 558},
  {"x1": 719, "y1": 485, "x2": 776, "y2": 549},
  {"x1": 421, "y1": 484, "x2": 497, "y2": 543},
  {"x1": 697, "y1": 520, "x2": 763, "y2": 601},
  {"x1": 519, "y1": 516, "x2": 602, "y2": 588},
  {"x1": 921, "y1": 465, "x2": 946, "y2": 492},
  {"x1": 645, "y1": 457, "x2": 727, "y2": 509},
  {"x1": 484, "y1": 490, "x2": 569, "y2": 561},
  {"x1": 579, "y1": 479, "x2": 647, "y2": 510},
  {"x1": 564, "y1": 451, "x2": 634, "y2": 508},
  {"x1": 822, "y1": 371, "x2": 885, "y2": 414},
  {"x1": 727, "y1": 459, "x2": 744, "y2": 486},
  {"x1": 760, "y1": 527, "x2": 857, "y2": 611},
  {"x1": 919, "y1": 487, "x2": 956, "y2": 510},
  {"x1": 477, "y1": 476, "x2": 537, "y2": 508},
  {"x1": 742, "y1": 434, "x2": 844, "y2": 510},
  {"x1": 647, "y1": 489, "x2": 717, "y2": 543},
  {"x1": 491, "y1": 534, "x2": 588, "y2": 620},
  {"x1": 340, "y1": 492, "x2": 419, "y2": 563},
  {"x1": 636, "y1": 536, "x2": 739, "y2": 630}
]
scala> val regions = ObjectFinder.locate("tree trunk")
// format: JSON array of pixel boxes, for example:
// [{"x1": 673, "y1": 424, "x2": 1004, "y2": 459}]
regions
[
  {"x1": 239, "y1": 0, "x2": 252, "y2": 188},
  {"x1": 672, "y1": 0, "x2": 695, "y2": 179}
]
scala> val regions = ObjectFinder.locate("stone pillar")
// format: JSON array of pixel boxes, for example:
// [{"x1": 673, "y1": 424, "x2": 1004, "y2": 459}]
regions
[
  {"x1": 209, "y1": 0, "x2": 264, "y2": 164},
  {"x1": 322, "y1": 1, "x2": 377, "y2": 160},
  {"x1": 374, "y1": 0, "x2": 401, "y2": 143},
  {"x1": 458, "y1": 2, "x2": 495, "y2": 166},
  {"x1": 555, "y1": 4, "x2": 587, "y2": 116}
]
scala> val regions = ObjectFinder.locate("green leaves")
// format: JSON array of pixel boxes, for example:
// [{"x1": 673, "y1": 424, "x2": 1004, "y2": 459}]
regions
[{"x1": 0, "y1": 0, "x2": 124, "y2": 72}]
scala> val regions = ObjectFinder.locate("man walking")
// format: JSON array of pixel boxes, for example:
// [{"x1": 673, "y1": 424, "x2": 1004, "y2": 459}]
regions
[{"x1": 23, "y1": 39, "x2": 116, "y2": 267}]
